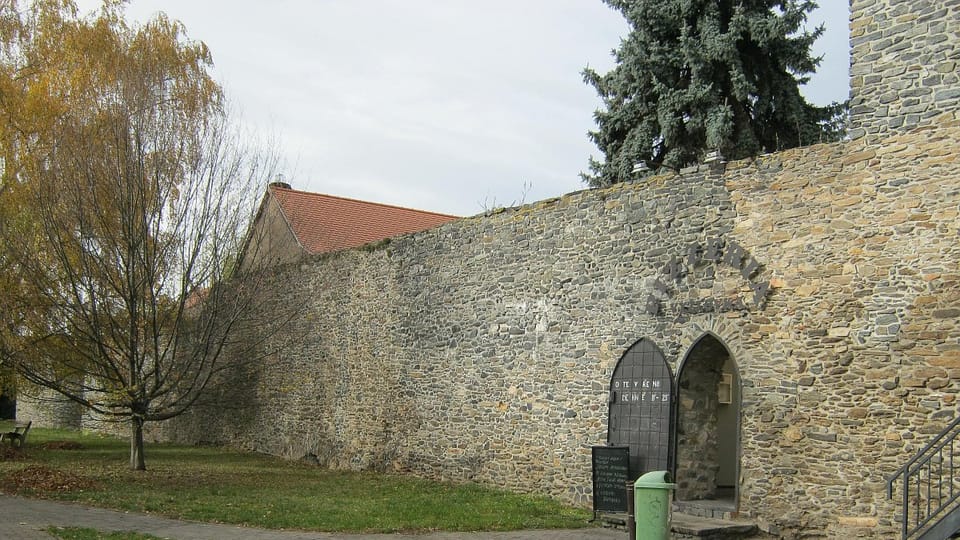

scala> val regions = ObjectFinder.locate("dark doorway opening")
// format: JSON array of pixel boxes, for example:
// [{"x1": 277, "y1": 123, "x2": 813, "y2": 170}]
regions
[
  {"x1": 0, "y1": 394, "x2": 14, "y2": 420},
  {"x1": 675, "y1": 334, "x2": 740, "y2": 513}
]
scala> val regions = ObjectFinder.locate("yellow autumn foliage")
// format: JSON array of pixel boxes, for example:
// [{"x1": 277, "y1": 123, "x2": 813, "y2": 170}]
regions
[{"x1": 0, "y1": 0, "x2": 278, "y2": 470}]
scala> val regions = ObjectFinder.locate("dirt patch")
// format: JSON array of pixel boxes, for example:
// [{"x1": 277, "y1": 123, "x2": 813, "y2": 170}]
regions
[{"x1": 1, "y1": 465, "x2": 98, "y2": 494}]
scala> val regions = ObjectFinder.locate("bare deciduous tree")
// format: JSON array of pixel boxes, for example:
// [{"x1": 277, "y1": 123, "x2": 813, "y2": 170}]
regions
[{"x1": 0, "y1": 0, "x2": 286, "y2": 469}]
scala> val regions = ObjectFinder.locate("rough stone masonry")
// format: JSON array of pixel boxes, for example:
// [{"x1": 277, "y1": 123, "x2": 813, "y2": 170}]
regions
[
  {"x1": 20, "y1": 1, "x2": 960, "y2": 538},
  {"x1": 166, "y1": 1, "x2": 960, "y2": 537},
  {"x1": 163, "y1": 110, "x2": 960, "y2": 539}
]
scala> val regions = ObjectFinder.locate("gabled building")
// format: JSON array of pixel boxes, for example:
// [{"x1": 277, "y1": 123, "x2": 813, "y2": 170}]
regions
[{"x1": 237, "y1": 182, "x2": 459, "y2": 271}]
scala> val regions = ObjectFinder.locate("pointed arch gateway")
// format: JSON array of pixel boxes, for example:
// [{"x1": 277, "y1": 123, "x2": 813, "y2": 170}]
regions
[
  {"x1": 607, "y1": 339, "x2": 675, "y2": 480},
  {"x1": 675, "y1": 333, "x2": 741, "y2": 508}
]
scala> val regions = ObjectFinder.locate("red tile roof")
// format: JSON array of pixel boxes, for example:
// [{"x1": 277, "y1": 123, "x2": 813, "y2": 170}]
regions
[{"x1": 269, "y1": 185, "x2": 459, "y2": 254}]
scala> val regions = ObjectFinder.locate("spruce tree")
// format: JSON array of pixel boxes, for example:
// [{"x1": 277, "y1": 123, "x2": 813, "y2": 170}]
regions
[{"x1": 583, "y1": 0, "x2": 846, "y2": 187}]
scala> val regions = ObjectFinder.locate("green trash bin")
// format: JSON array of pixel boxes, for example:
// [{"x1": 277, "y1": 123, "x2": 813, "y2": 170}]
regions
[{"x1": 634, "y1": 470, "x2": 676, "y2": 540}]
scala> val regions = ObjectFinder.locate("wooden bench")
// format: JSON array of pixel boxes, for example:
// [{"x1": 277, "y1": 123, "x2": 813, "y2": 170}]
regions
[{"x1": 1, "y1": 420, "x2": 31, "y2": 448}]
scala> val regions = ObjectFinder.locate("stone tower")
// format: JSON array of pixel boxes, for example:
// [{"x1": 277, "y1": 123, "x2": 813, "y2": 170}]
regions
[{"x1": 848, "y1": 0, "x2": 960, "y2": 140}]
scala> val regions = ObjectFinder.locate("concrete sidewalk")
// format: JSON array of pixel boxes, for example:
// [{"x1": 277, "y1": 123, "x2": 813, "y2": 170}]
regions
[{"x1": 0, "y1": 494, "x2": 625, "y2": 540}]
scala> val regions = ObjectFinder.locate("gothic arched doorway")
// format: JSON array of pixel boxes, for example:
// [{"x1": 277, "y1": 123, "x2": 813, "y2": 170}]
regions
[
  {"x1": 675, "y1": 334, "x2": 740, "y2": 508},
  {"x1": 607, "y1": 339, "x2": 675, "y2": 480}
]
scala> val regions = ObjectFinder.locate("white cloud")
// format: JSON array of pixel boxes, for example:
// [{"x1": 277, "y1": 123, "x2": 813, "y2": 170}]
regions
[{"x1": 74, "y1": 0, "x2": 849, "y2": 216}]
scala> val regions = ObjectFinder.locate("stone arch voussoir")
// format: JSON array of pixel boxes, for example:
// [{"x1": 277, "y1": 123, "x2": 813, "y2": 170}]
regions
[{"x1": 676, "y1": 315, "x2": 748, "y2": 376}]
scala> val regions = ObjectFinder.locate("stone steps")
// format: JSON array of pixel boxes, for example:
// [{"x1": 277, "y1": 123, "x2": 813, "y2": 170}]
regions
[
  {"x1": 673, "y1": 499, "x2": 737, "y2": 521},
  {"x1": 671, "y1": 512, "x2": 763, "y2": 539},
  {"x1": 599, "y1": 511, "x2": 765, "y2": 539}
]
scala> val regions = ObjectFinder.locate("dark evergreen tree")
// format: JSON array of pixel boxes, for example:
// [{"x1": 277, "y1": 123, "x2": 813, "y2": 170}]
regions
[{"x1": 583, "y1": 0, "x2": 847, "y2": 186}]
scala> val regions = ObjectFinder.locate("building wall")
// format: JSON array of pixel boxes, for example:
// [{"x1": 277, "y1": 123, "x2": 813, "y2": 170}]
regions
[
  {"x1": 167, "y1": 117, "x2": 960, "y2": 536},
  {"x1": 237, "y1": 190, "x2": 306, "y2": 273}
]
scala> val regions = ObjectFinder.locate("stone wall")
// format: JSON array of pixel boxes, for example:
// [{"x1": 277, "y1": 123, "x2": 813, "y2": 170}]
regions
[
  {"x1": 848, "y1": 0, "x2": 960, "y2": 140},
  {"x1": 723, "y1": 121, "x2": 960, "y2": 536},
  {"x1": 15, "y1": 383, "x2": 82, "y2": 429},
  {"x1": 112, "y1": 2, "x2": 960, "y2": 537},
  {"x1": 167, "y1": 116, "x2": 960, "y2": 537}
]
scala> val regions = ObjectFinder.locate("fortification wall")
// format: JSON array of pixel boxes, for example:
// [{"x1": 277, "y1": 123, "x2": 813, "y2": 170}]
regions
[
  {"x1": 167, "y1": 117, "x2": 960, "y2": 537},
  {"x1": 15, "y1": 383, "x2": 83, "y2": 429},
  {"x1": 23, "y1": 1, "x2": 958, "y2": 537},
  {"x1": 848, "y1": 0, "x2": 960, "y2": 140}
]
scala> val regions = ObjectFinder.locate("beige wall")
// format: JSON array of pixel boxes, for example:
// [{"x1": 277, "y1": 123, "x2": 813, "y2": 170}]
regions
[{"x1": 238, "y1": 192, "x2": 306, "y2": 273}]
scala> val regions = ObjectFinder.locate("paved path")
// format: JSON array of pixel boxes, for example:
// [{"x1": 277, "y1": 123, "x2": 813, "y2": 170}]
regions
[{"x1": 0, "y1": 494, "x2": 625, "y2": 540}]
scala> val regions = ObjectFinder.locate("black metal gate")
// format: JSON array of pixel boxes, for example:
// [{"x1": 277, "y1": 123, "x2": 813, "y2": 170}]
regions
[{"x1": 607, "y1": 339, "x2": 674, "y2": 479}]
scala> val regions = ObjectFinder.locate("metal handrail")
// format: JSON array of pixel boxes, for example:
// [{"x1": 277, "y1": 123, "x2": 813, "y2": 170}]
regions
[{"x1": 888, "y1": 416, "x2": 960, "y2": 539}]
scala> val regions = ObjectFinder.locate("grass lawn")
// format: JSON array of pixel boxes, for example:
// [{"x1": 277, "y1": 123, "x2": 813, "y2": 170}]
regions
[
  {"x1": 48, "y1": 528, "x2": 164, "y2": 540},
  {"x1": 0, "y1": 423, "x2": 592, "y2": 533}
]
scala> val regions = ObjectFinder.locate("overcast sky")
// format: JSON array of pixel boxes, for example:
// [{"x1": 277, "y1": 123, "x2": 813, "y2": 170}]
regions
[{"x1": 77, "y1": 1, "x2": 851, "y2": 217}]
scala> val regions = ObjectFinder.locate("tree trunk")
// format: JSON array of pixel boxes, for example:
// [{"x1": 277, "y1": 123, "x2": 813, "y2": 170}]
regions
[{"x1": 130, "y1": 416, "x2": 146, "y2": 471}]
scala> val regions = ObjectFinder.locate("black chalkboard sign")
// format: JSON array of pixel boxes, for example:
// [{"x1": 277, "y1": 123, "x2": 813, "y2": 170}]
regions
[{"x1": 591, "y1": 445, "x2": 630, "y2": 513}]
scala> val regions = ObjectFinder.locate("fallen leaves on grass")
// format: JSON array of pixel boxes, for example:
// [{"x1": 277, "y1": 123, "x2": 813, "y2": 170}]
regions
[
  {"x1": 41, "y1": 441, "x2": 85, "y2": 450},
  {"x1": 2, "y1": 465, "x2": 98, "y2": 495},
  {"x1": 0, "y1": 444, "x2": 25, "y2": 461}
]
